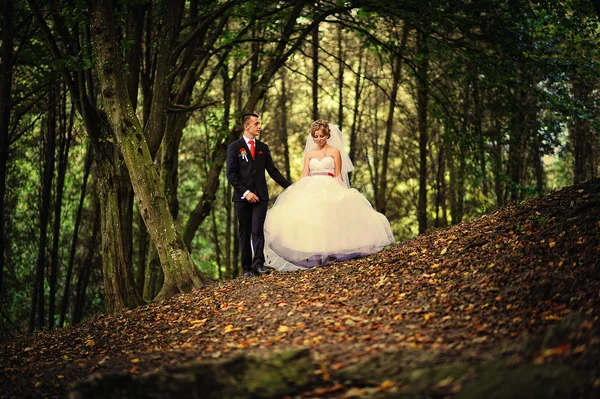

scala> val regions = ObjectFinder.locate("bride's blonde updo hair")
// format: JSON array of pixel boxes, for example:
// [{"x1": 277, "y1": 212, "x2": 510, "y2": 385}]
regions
[{"x1": 310, "y1": 119, "x2": 330, "y2": 138}]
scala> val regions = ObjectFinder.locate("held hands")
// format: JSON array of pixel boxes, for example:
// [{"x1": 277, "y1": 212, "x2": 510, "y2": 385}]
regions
[{"x1": 245, "y1": 192, "x2": 259, "y2": 203}]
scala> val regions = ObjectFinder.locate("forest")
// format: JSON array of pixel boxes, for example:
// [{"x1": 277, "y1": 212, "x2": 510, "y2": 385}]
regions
[{"x1": 0, "y1": 0, "x2": 599, "y2": 342}]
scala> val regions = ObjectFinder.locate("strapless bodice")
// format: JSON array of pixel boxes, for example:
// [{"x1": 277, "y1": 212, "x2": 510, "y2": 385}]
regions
[{"x1": 309, "y1": 156, "x2": 335, "y2": 176}]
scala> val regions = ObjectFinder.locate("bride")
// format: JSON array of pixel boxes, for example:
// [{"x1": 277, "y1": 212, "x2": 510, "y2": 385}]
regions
[{"x1": 264, "y1": 119, "x2": 395, "y2": 271}]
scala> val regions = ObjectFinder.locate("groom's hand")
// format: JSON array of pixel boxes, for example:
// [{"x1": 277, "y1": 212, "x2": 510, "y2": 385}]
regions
[{"x1": 246, "y1": 192, "x2": 259, "y2": 203}]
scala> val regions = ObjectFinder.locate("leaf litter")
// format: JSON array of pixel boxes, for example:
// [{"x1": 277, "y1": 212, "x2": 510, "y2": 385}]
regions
[{"x1": 1, "y1": 180, "x2": 599, "y2": 398}]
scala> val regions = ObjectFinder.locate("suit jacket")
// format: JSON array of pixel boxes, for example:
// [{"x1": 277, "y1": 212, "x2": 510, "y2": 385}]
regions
[{"x1": 226, "y1": 137, "x2": 291, "y2": 202}]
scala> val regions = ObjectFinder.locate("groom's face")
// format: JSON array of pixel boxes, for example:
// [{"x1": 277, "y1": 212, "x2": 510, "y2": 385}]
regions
[{"x1": 244, "y1": 116, "x2": 261, "y2": 139}]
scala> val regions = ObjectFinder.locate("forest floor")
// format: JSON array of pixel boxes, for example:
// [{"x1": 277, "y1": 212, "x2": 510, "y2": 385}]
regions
[{"x1": 1, "y1": 180, "x2": 600, "y2": 399}]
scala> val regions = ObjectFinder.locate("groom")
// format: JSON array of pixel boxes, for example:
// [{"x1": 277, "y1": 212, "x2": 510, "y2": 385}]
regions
[{"x1": 226, "y1": 113, "x2": 291, "y2": 278}]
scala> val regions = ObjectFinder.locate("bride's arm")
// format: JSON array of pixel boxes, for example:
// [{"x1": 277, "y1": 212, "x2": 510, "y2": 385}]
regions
[
  {"x1": 299, "y1": 153, "x2": 311, "y2": 179},
  {"x1": 333, "y1": 149, "x2": 343, "y2": 180}
]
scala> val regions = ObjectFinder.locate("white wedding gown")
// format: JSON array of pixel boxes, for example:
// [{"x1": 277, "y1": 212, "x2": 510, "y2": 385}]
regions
[{"x1": 264, "y1": 156, "x2": 395, "y2": 271}]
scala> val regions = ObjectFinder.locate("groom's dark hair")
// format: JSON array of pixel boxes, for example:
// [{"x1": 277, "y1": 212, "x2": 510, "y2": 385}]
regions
[{"x1": 242, "y1": 113, "x2": 259, "y2": 126}]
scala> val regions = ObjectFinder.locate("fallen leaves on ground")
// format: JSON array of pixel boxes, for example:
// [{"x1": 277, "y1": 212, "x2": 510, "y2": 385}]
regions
[{"x1": 1, "y1": 180, "x2": 599, "y2": 398}]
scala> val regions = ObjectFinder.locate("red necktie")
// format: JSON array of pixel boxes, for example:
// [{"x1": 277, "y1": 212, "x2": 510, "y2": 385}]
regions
[{"x1": 248, "y1": 140, "x2": 255, "y2": 159}]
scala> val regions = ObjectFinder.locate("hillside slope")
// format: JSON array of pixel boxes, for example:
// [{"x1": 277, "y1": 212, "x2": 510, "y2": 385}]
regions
[{"x1": 1, "y1": 180, "x2": 599, "y2": 398}]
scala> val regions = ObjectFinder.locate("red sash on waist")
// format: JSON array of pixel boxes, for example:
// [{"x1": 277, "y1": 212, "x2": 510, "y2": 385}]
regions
[{"x1": 311, "y1": 172, "x2": 334, "y2": 177}]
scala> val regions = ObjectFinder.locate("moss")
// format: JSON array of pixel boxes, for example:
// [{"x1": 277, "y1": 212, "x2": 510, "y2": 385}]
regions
[
  {"x1": 70, "y1": 348, "x2": 314, "y2": 399},
  {"x1": 335, "y1": 348, "x2": 594, "y2": 399},
  {"x1": 456, "y1": 362, "x2": 587, "y2": 399},
  {"x1": 242, "y1": 348, "x2": 314, "y2": 396}
]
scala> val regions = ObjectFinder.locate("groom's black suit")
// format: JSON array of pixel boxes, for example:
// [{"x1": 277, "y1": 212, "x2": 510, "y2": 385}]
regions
[{"x1": 226, "y1": 137, "x2": 291, "y2": 274}]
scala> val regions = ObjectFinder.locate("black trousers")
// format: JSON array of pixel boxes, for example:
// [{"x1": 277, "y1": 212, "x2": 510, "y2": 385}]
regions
[{"x1": 235, "y1": 200, "x2": 268, "y2": 272}]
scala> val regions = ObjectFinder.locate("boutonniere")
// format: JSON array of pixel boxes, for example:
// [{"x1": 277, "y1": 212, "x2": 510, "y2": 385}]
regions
[{"x1": 239, "y1": 148, "x2": 249, "y2": 162}]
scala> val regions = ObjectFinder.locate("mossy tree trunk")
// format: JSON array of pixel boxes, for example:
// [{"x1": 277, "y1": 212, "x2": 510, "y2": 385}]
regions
[
  {"x1": 96, "y1": 162, "x2": 140, "y2": 313},
  {"x1": 89, "y1": 0, "x2": 210, "y2": 301}
]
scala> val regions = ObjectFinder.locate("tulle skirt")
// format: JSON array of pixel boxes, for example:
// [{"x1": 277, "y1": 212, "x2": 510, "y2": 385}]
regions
[{"x1": 264, "y1": 175, "x2": 395, "y2": 271}]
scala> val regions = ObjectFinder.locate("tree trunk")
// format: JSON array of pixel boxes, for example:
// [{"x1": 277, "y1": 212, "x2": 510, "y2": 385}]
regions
[
  {"x1": 182, "y1": 146, "x2": 228, "y2": 249},
  {"x1": 448, "y1": 149, "x2": 458, "y2": 224},
  {"x1": 222, "y1": 66, "x2": 233, "y2": 280},
  {"x1": 348, "y1": 46, "x2": 364, "y2": 183},
  {"x1": 49, "y1": 87, "x2": 72, "y2": 329},
  {"x1": 312, "y1": 24, "x2": 319, "y2": 120},
  {"x1": 491, "y1": 115, "x2": 505, "y2": 208},
  {"x1": 250, "y1": 26, "x2": 260, "y2": 93},
  {"x1": 211, "y1": 208, "x2": 222, "y2": 279},
  {"x1": 117, "y1": 159, "x2": 135, "y2": 280},
  {"x1": 278, "y1": 68, "x2": 291, "y2": 180},
  {"x1": 369, "y1": 89, "x2": 383, "y2": 201},
  {"x1": 161, "y1": 119, "x2": 183, "y2": 221},
  {"x1": 0, "y1": 0, "x2": 13, "y2": 305},
  {"x1": 72, "y1": 182, "x2": 100, "y2": 325},
  {"x1": 233, "y1": 213, "x2": 240, "y2": 278},
  {"x1": 30, "y1": 88, "x2": 57, "y2": 332},
  {"x1": 472, "y1": 79, "x2": 488, "y2": 196},
  {"x1": 376, "y1": 27, "x2": 408, "y2": 214},
  {"x1": 144, "y1": 0, "x2": 184, "y2": 158},
  {"x1": 441, "y1": 148, "x2": 448, "y2": 226},
  {"x1": 140, "y1": 5, "x2": 155, "y2": 131},
  {"x1": 457, "y1": 151, "x2": 466, "y2": 221},
  {"x1": 143, "y1": 247, "x2": 163, "y2": 302},
  {"x1": 450, "y1": 84, "x2": 469, "y2": 224},
  {"x1": 571, "y1": 79, "x2": 598, "y2": 184},
  {"x1": 592, "y1": 0, "x2": 600, "y2": 19},
  {"x1": 375, "y1": 57, "x2": 400, "y2": 213},
  {"x1": 60, "y1": 140, "x2": 93, "y2": 327},
  {"x1": 337, "y1": 24, "x2": 344, "y2": 129},
  {"x1": 124, "y1": 3, "x2": 147, "y2": 111},
  {"x1": 96, "y1": 163, "x2": 142, "y2": 313},
  {"x1": 224, "y1": 182, "x2": 232, "y2": 280},
  {"x1": 135, "y1": 211, "x2": 149, "y2": 297},
  {"x1": 434, "y1": 133, "x2": 447, "y2": 228},
  {"x1": 531, "y1": 133, "x2": 545, "y2": 195},
  {"x1": 506, "y1": 97, "x2": 528, "y2": 202},
  {"x1": 90, "y1": 0, "x2": 210, "y2": 301},
  {"x1": 417, "y1": 31, "x2": 430, "y2": 234}
]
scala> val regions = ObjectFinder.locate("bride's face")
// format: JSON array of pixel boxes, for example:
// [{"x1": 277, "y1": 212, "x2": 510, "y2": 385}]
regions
[{"x1": 312, "y1": 130, "x2": 328, "y2": 146}]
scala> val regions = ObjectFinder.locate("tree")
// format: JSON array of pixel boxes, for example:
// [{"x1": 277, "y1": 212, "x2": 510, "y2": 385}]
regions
[
  {"x1": 60, "y1": 141, "x2": 93, "y2": 327},
  {"x1": 29, "y1": 85, "x2": 56, "y2": 332},
  {"x1": 416, "y1": 30, "x2": 430, "y2": 234},
  {"x1": 28, "y1": 0, "x2": 143, "y2": 313},
  {"x1": 89, "y1": 0, "x2": 211, "y2": 301},
  {"x1": 0, "y1": 0, "x2": 14, "y2": 306},
  {"x1": 375, "y1": 25, "x2": 408, "y2": 215}
]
